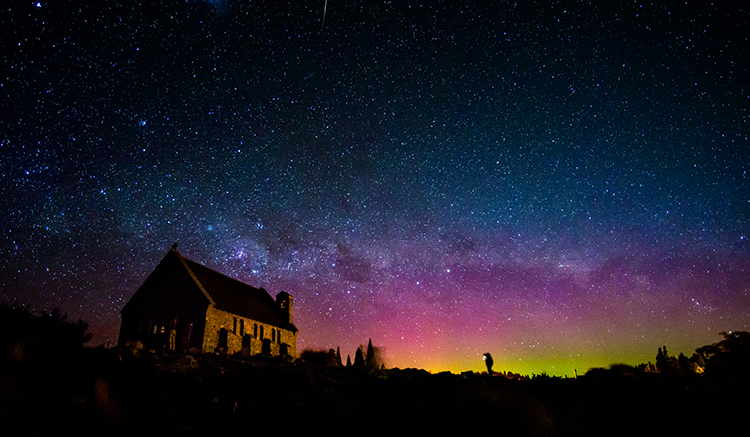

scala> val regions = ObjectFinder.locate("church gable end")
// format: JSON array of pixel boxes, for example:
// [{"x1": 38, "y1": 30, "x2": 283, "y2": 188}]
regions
[
  {"x1": 119, "y1": 248, "x2": 210, "y2": 353},
  {"x1": 119, "y1": 246, "x2": 297, "y2": 358}
]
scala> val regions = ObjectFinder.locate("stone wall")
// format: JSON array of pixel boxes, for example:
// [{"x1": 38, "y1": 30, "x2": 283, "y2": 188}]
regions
[{"x1": 202, "y1": 306, "x2": 296, "y2": 357}]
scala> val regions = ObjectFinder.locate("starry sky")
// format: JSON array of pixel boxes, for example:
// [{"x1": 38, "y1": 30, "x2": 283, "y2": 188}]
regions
[{"x1": 2, "y1": 0, "x2": 749, "y2": 376}]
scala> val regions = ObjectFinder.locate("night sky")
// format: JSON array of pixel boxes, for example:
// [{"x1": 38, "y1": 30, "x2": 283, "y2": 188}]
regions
[{"x1": 2, "y1": 0, "x2": 749, "y2": 376}]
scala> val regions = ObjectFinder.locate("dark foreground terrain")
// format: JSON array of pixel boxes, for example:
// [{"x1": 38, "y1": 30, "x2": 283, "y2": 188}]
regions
[{"x1": 2, "y1": 350, "x2": 748, "y2": 436}]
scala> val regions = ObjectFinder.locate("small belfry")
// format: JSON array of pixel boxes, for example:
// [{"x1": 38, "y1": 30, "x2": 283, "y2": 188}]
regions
[{"x1": 119, "y1": 245, "x2": 298, "y2": 357}]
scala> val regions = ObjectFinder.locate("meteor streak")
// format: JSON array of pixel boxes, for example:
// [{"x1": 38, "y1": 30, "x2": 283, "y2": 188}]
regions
[{"x1": 321, "y1": 0, "x2": 328, "y2": 31}]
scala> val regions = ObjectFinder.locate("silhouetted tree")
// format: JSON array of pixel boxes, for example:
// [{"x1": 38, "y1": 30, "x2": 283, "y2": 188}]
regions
[
  {"x1": 483, "y1": 353, "x2": 494, "y2": 374},
  {"x1": 336, "y1": 346, "x2": 343, "y2": 366},
  {"x1": 696, "y1": 331, "x2": 750, "y2": 380},
  {"x1": 346, "y1": 354, "x2": 352, "y2": 367},
  {"x1": 0, "y1": 303, "x2": 91, "y2": 370},
  {"x1": 366, "y1": 339, "x2": 375, "y2": 369},
  {"x1": 677, "y1": 353, "x2": 690, "y2": 373},
  {"x1": 39, "y1": 308, "x2": 92, "y2": 351},
  {"x1": 354, "y1": 345, "x2": 365, "y2": 367},
  {"x1": 656, "y1": 345, "x2": 676, "y2": 373},
  {"x1": 364, "y1": 339, "x2": 386, "y2": 370}
]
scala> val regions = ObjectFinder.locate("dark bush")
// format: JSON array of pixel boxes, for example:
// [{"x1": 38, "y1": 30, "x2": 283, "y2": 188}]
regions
[{"x1": 0, "y1": 303, "x2": 91, "y2": 370}]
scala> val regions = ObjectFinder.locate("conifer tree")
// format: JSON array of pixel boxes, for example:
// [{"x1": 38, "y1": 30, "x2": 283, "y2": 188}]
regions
[
  {"x1": 656, "y1": 345, "x2": 675, "y2": 373},
  {"x1": 366, "y1": 339, "x2": 375, "y2": 369},
  {"x1": 354, "y1": 345, "x2": 365, "y2": 367},
  {"x1": 336, "y1": 347, "x2": 343, "y2": 366}
]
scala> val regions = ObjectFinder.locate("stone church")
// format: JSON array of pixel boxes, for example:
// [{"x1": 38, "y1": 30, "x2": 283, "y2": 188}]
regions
[{"x1": 119, "y1": 245, "x2": 297, "y2": 357}]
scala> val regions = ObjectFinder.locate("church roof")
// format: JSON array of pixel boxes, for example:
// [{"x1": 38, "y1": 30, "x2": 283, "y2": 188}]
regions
[{"x1": 174, "y1": 248, "x2": 297, "y2": 332}]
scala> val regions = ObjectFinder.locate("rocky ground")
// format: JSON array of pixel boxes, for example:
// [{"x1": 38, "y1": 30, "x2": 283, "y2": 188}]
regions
[{"x1": 2, "y1": 350, "x2": 748, "y2": 436}]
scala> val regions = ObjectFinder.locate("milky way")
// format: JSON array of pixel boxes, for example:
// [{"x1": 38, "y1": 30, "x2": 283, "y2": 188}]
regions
[{"x1": 2, "y1": 1, "x2": 748, "y2": 375}]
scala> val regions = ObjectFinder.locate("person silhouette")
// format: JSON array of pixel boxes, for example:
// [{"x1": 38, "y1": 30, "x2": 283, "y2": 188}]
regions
[{"x1": 483, "y1": 353, "x2": 494, "y2": 374}]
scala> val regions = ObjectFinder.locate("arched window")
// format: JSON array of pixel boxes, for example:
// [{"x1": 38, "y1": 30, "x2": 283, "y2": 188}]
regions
[
  {"x1": 272, "y1": 328, "x2": 276, "y2": 342},
  {"x1": 260, "y1": 325, "x2": 264, "y2": 340},
  {"x1": 253, "y1": 323, "x2": 258, "y2": 338},
  {"x1": 218, "y1": 328, "x2": 228, "y2": 352},
  {"x1": 239, "y1": 319, "x2": 244, "y2": 336}
]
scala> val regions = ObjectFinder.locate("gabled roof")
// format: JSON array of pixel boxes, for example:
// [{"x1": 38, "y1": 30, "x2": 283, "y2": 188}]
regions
[{"x1": 173, "y1": 248, "x2": 298, "y2": 332}]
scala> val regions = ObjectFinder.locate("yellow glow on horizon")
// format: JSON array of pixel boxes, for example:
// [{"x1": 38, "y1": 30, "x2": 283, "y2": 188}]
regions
[{"x1": 386, "y1": 348, "x2": 680, "y2": 378}]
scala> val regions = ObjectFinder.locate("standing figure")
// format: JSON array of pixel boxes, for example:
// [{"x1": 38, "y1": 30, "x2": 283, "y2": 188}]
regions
[{"x1": 483, "y1": 353, "x2": 494, "y2": 374}]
